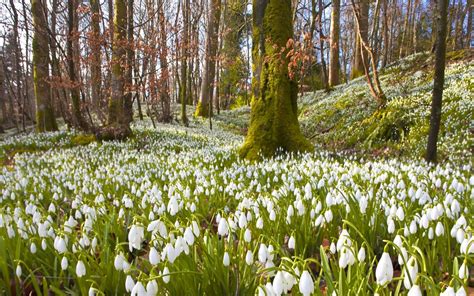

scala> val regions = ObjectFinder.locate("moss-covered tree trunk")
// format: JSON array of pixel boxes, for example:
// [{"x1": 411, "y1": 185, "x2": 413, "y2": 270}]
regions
[
  {"x1": 31, "y1": 0, "x2": 58, "y2": 132},
  {"x1": 195, "y1": 0, "x2": 221, "y2": 117},
  {"x1": 105, "y1": 0, "x2": 131, "y2": 139},
  {"x1": 240, "y1": 0, "x2": 313, "y2": 160}
]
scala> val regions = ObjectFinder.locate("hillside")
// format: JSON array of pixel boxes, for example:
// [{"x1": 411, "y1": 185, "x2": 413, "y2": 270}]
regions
[{"x1": 215, "y1": 50, "x2": 474, "y2": 161}]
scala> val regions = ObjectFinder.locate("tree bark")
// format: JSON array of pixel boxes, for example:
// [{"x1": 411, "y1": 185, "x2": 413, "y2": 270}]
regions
[
  {"x1": 158, "y1": 0, "x2": 172, "y2": 123},
  {"x1": 196, "y1": 0, "x2": 222, "y2": 117},
  {"x1": 426, "y1": 0, "x2": 449, "y2": 163},
  {"x1": 90, "y1": 0, "x2": 102, "y2": 112},
  {"x1": 351, "y1": 0, "x2": 368, "y2": 79},
  {"x1": 31, "y1": 0, "x2": 58, "y2": 132},
  {"x1": 466, "y1": 0, "x2": 472, "y2": 48},
  {"x1": 240, "y1": 0, "x2": 313, "y2": 160},
  {"x1": 104, "y1": 0, "x2": 131, "y2": 139},
  {"x1": 328, "y1": 0, "x2": 340, "y2": 87},
  {"x1": 68, "y1": 0, "x2": 88, "y2": 130},
  {"x1": 180, "y1": 0, "x2": 189, "y2": 126}
]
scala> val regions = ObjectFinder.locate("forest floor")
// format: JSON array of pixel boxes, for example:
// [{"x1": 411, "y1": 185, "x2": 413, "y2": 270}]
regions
[
  {"x1": 0, "y1": 51, "x2": 472, "y2": 295},
  {"x1": 215, "y1": 50, "x2": 474, "y2": 163}
]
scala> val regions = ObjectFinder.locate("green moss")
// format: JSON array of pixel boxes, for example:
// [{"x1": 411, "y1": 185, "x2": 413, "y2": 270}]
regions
[
  {"x1": 195, "y1": 101, "x2": 210, "y2": 118},
  {"x1": 240, "y1": 0, "x2": 313, "y2": 161},
  {"x1": 71, "y1": 134, "x2": 96, "y2": 146}
]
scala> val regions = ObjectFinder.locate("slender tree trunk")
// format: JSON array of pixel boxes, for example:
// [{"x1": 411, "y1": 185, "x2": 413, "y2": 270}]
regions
[
  {"x1": 351, "y1": 0, "x2": 368, "y2": 79},
  {"x1": 426, "y1": 0, "x2": 449, "y2": 163},
  {"x1": 466, "y1": 0, "x2": 472, "y2": 48},
  {"x1": 240, "y1": 0, "x2": 313, "y2": 160},
  {"x1": 31, "y1": 0, "x2": 58, "y2": 132},
  {"x1": 196, "y1": 0, "x2": 222, "y2": 117},
  {"x1": 9, "y1": 0, "x2": 22, "y2": 130},
  {"x1": 399, "y1": 0, "x2": 412, "y2": 58},
  {"x1": 0, "y1": 58, "x2": 7, "y2": 126},
  {"x1": 329, "y1": 0, "x2": 340, "y2": 87},
  {"x1": 90, "y1": 0, "x2": 102, "y2": 112},
  {"x1": 104, "y1": 0, "x2": 131, "y2": 139},
  {"x1": 68, "y1": 0, "x2": 88, "y2": 130},
  {"x1": 180, "y1": 0, "x2": 189, "y2": 126},
  {"x1": 381, "y1": 0, "x2": 390, "y2": 67},
  {"x1": 318, "y1": 0, "x2": 329, "y2": 90},
  {"x1": 158, "y1": 0, "x2": 172, "y2": 123}
]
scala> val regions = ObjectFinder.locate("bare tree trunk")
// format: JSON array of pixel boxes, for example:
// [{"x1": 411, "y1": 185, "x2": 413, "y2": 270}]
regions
[
  {"x1": 9, "y1": 0, "x2": 22, "y2": 130},
  {"x1": 318, "y1": 0, "x2": 329, "y2": 90},
  {"x1": 124, "y1": 0, "x2": 134, "y2": 123},
  {"x1": 158, "y1": 0, "x2": 172, "y2": 122},
  {"x1": 466, "y1": 0, "x2": 472, "y2": 48},
  {"x1": 180, "y1": 0, "x2": 189, "y2": 126},
  {"x1": 31, "y1": 0, "x2": 58, "y2": 132},
  {"x1": 90, "y1": 0, "x2": 102, "y2": 113},
  {"x1": 68, "y1": 0, "x2": 88, "y2": 130},
  {"x1": 399, "y1": 0, "x2": 412, "y2": 58},
  {"x1": 196, "y1": 0, "x2": 222, "y2": 117},
  {"x1": 328, "y1": 0, "x2": 340, "y2": 86},
  {"x1": 426, "y1": 0, "x2": 449, "y2": 163},
  {"x1": 351, "y1": 0, "x2": 368, "y2": 79},
  {"x1": 381, "y1": 0, "x2": 390, "y2": 68}
]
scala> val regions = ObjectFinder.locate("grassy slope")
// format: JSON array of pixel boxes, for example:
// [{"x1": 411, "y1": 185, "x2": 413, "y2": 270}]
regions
[{"x1": 215, "y1": 50, "x2": 474, "y2": 161}]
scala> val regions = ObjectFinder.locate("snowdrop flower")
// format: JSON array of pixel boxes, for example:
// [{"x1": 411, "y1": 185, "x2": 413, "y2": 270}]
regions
[
  {"x1": 131, "y1": 281, "x2": 146, "y2": 296},
  {"x1": 336, "y1": 229, "x2": 352, "y2": 251},
  {"x1": 459, "y1": 261, "x2": 468, "y2": 279},
  {"x1": 217, "y1": 218, "x2": 229, "y2": 236},
  {"x1": 273, "y1": 271, "x2": 284, "y2": 295},
  {"x1": 396, "y1": 207, "x2": 405, "y2": 221},
  {"x1": 223, "y1": 252, "x2": 230, "y2": 266},
  {"x1": 149, "y1": 247, "x2": 160, "y2": 265},
  {"x1": 357, "y1": 247, "x2": 366, "y2": 262},
  {"x1": 403, "y1": 256, "x2": 418, "y2": 289},
  {"x1": 460, "y1": 237, "x2": 474, "y2": 255},
  {"x1": 146, "y1": 280, "x2": 158, "y2": 296},
  {"x1": 408, "y1": 285, "x2": 422, "y2": 296},
  {"x1": 76, "y1": 260, "x2": 86, "y2": 277},
  {"x1": 455, "y1": 287, "x2": 466, "y2": 296},
  {"x1": 128, "y1": 225, "x2": 145, "y2": 251},
  {"x1": 435, "y1": 222, "x2": 445, "y2": 236},
  {"x1": 330, "y1": 242, "x2": 336, "y2": 254},
  {"x1": 375, "y1": 252, "x2": 393, "y2": 285},
  {"x1": 162, "y1": 267, "x2": 170, "y2": 283},
  {"x1": 288, "y1": 236, "x2": 295, "y2": 250},
  {"x1": 258, "y1": 244, "x2": 267, "y2": 263},
  {"x1": 245, "y1": 250, "x2": 254, "y2": 265},
  {"x1": 244, "y1": 229, "x2": 252, "y2": 242},
  {"x1": 184, "y1": 227, "x2": 195, "y2": 245},
  {"x1": 16, "y1": 264, "x2": 22, "y2": 278},
  {"x1": 54, "y1": 236, "x2": 67, "y2": 254},
  {"x1": 30, "y1": 242, "x2": 37, "y2": 254},
  {"x1": 125, "y1": 275, "x2": 135, "y2": 292},
  {"x1": 256, "y1": 217, "x2": 264, "y2": 229},
  {"x1": 61, "y1": 257, "x2": 68, "y2": 270},
  {"x1": 299, "y1": 270, "x2": 314, "y2": 296},
  {"x1": 440, "y1": 287, "x2": 455, "y2": 296}
]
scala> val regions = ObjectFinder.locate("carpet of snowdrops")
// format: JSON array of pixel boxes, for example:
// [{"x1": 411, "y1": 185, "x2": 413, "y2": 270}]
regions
[{"x1": 0, "y1": 121, "x2": 473, "y2": 296}]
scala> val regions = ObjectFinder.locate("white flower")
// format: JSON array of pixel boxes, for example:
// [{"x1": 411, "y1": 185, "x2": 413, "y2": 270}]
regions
[
  {"x1": 16, "y1": 264, "x2": 22, "y2": 278},
  {"x1": 375, "y1": 252, "x2": 393, "y2": 285},
  {"x1": 403, "y1": 256, "x2": 418, "y2": 289},
  {"x1": 408, "y1": 285, "x2": 422, "y2": 296},
  {"x1": 125, "y1": 275, "x2": 135, "y2": 292},
  {"x1": 217, "y1": 218, "x2": 229, "y2": 236},
  {"x1": 460, "y1": 237, "x2": 474, "y2": 254},
  {"x1": 396, "y1": 207, "x2": 405, "y2": 221},
  {"x1": 149, "y1": 247, "x2": 160, "y2": 265},
  {"x1": 54, "y1": 236, "x2": 67, "y2": 254},
  {"x1": 88, "y1": 287, "x2": 95, "y2": 296},
  {"x1": 288, "y1": 236, "x2": 295, "y2": 250},
  {"x1": 61, "y1": 257, "x2": 68, "y2": 270},
  {"x1": 336, "y1": 229, "x2": 352, "y2": 251},
  {"x1": 128, "y1": 225, "x2": 145, "y2": 252},
  {"x1": 256, "y1": 217, "x2": 264, "y2": 229},
  {"x1": 273, "y1": 271, "x2": 284, "y2": 295},
  {"x1": 244, "y1": 229, "x2": 252, "y2": 242},
  {"x1": 440, "y1": 287, "x2": 455, "y2": 296},
  {"x1": 184, "y1": 227, "x2": 195, "y2": 245},
  {"x1": 459, "y1": 261, "x2": 468, "y2": 279},
  {"x1": 299, "y1": 270, "x2": 314, "y2": 296},
  {"x1": 455, "y1": 287, "x2": 466, "y2": 296},
  {"x1": 357, "y1": 247, "x2": 366, "y2": 262},
  {"x1": 30, "y1": 243, "x2": 37, "y2": 254},
  {"x1": 258, "y1": 244, "x2": 268, "y2": 263},
  {"x1": 162, "y1": 267, "x2": 170, "y2": 283},
  {"x1": 435, "y1": 222, "x2": 445, "y2": 236},
  {"x1": 146, "y1": 280, "x2": 158, "y2": 296},
  {"x1": 76, "y1": 260, "x2": 86, "y2": 277},
  {"x1": 245, "y1": 250, "x2": 253, "y2": 265},
  {"x1": 223, "y1": 252, "x2": 230, "y2": 266},
  {"x1": 131, "y1": 281, "x2": 146, "y2": 296}
]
